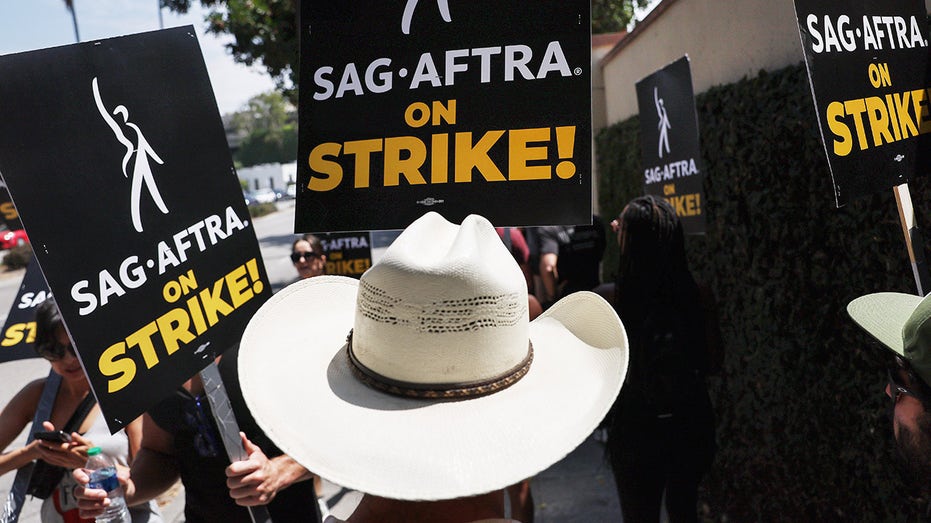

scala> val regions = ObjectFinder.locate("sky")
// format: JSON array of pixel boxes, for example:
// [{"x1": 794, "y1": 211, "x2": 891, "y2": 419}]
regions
[{"x1": 0, "y1": 0, "x2": 277, "y2": 116}]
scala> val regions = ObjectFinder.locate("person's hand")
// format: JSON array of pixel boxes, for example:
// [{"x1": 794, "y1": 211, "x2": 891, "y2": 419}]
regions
[
  {"x1": 72, "y1": 466, "x2": 130, "y2": 518},
  {"x1": 225, "y1": 432, "x2": 285, "y2": 506},
  {"x1": 33, "y1": 421, "x2": 91, "y2": 469}
]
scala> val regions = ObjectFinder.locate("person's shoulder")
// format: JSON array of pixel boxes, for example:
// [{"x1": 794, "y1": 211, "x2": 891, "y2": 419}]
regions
[
  {"x1": 3, "y1": 377, "x2": 47, "y2": 421},
  {"x1": 17, "y1": 377, "x2": 48, "y2": 405}
]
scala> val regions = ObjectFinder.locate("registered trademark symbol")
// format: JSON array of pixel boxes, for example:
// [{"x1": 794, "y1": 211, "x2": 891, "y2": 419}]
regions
[{"x1": 574, "y1": 67, "x2": 582, "y2": 75}]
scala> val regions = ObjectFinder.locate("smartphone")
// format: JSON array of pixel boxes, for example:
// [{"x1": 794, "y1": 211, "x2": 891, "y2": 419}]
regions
[{"x1": 33, "y1": 430, "x2": 72, "y2": 443}]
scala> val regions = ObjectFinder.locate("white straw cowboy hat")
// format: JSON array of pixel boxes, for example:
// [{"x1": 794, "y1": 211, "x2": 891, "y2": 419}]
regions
[{"x1": 238, "y1": 212, "x2": 628, "y2": 500}]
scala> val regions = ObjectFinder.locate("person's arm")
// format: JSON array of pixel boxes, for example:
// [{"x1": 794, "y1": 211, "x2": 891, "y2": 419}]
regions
[
  {"x1": 225, "y1": 432, "x2": 315, "y2": 507},
  {"x1": 0, "y1": 379, "x2": 45, "y2": 475},
  {"x1": 122, "y1": 414, "x2": 181, "y2": 505},
  {"x1": 539, "y1": 252, "x2": 559, "y2": 305},
  {"x1": 74, "y1": 413, "x2": 180, "y2": 517}
]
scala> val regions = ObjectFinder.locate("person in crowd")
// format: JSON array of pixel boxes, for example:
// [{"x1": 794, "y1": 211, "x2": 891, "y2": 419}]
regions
[
  {"x1": 535, "y1": 225, "x2": 569, "y2": 308},
  {"x1": 496, "y1": 226, "x2": 541, "y2": 320},
  {"x1": 233, "y1": 212, "x2": 629, "y2": 523},
  {"x1": 848, "y1": 291, "x2": 931, "y2": 489},
  {"x1": 292, "y1": 233, "x2": 327, "y2": 281},
  {"x1": 534, "y1": 216, "x2": 607, "y2": 309},
  {"x1": 496, "y1": 226, "x2": 533, "y2": 290},
  {"x1": 72, "y1": 343, "x2": 322, "y2": 523},
  {"x1": 606, "y1": 195, "x2": 721, "y2": 523},
  {"x1": 0, "y1": 297, "x2": 161, "y2": 522}
]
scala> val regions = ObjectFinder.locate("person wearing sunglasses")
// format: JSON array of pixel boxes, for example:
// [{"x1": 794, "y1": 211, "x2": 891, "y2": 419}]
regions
[
  {"x1": 0, "y1": 297, "x2": 161, "y2": 522},
  {"x1": 849, "y1": 291, "x2": 931, "y2": 489},
  {"x1": 291, "y1": 233, "x2": 327, "y2": 280}
]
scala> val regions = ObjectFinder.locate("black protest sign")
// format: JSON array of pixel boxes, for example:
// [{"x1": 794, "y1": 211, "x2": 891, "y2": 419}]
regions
[
  {"x1": 320, "y1": 232, "x2": 372, "y2": 278},
  {"x1": 794, "y1": 0, "x2": 931, "y2": 206},
  {"x1": 0, "y1": 258, "x2": 52, "y2": 364},
  {"x1": 296, "y1": 1, "x2": 592, "y2": 232},
  {"x1": 635, "y1": 56, "x2": 706, "y2": 234},
  {"x1": 0, "y1": 27, "x2": 271, "y2": 432}
]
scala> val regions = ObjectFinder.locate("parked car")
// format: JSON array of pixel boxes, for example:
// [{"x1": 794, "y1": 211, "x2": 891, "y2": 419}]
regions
[
  {"x1": 0, "y1": 228, "x2": 28, "y2": 250},
  {"x1": 243, "y1": 191, "x2": 258, "y2": 206},
  {"x1": 253, "y1": 187, "x2": 281, "y2": 204}
]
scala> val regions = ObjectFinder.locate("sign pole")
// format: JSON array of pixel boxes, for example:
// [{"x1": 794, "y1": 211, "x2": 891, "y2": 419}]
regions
[
  {"x1": 893, "y1": 183, "x2": 931, "y2": 296},
  {"x1": 200, "y1": 363, "x2": 273, "y2": 523}
]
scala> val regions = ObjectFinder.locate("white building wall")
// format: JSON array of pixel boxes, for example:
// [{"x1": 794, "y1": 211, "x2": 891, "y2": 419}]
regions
[
  {"x1": 237, "y1": 162, "x2": 297, "y2": 191},
  {"x1": 602, "y1": 0, "x2": 931, "y2": 124}
]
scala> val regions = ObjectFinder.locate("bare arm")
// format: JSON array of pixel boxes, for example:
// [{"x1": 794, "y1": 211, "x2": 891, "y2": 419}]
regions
[
  {"x1": 539, "y1": 253, "x2": 559, "y2": 305},
  {"x1": 0, "y1": 380, "x2": 45, "y2": 475},
  {"x1": 123, "y1": 414, "x2": 180, "y2": 505}
]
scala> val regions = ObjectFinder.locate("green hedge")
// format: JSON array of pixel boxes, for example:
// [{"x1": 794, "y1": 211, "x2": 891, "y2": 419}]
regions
[{"x1": 596, "y1": 63, "x2": 930, "y2": 520}]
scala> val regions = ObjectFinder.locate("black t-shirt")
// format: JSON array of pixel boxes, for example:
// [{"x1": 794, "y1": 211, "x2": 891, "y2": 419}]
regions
[
  {"x1": 148, "y1": 345, "x2": 321, "y2": 523},
  {"x1": 535, "y1": 217, "x2": 607, "y2": 295},
  {"x1": 556, "y1": 216, "x2": 607, "y2": 294}
]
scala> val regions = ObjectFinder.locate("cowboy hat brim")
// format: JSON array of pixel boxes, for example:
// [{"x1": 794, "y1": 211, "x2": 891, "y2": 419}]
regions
[{"x1": 239, "y1": 275, "x2": 628, "y2": 501}]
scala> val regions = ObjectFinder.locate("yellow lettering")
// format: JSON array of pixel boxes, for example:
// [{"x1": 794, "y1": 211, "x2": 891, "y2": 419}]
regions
[
  {"x1": 432, "y1": 100, "x2": 456, "y2": 126},
  {"x1": 915, "y1": 88, "x2": 931, "y2": 134},
  {"x1": 156, "y1": 308, "x2": 194, "y2": 355},
  {"x1": 126, "y1": 321, "x2": 160, "y2": 369},
  {"x1": 344, "y1": 139, "x2": 382, "y2": 189},
  {"x1": 431, "y1": 133, "x2": 449, "y2": 184},
  {"x1": 827, "y1": 101, "x2": 853, "y2": 157},
  {"x1": 0, "y1": 203, "x2": 17, "y2": 221},
  {"x1": 2, "y1": 323, "x2": 29, "y2": 347},
  {"x1": 843, "y1": 99, "x2": 870, "y2": 151},
  {"x1": 99, "y1": 342, "x2": 136, "y2": 393},
  {"x1": 384, "y1": 136, "x2": 427, "y2": 186},
  {"x1": 508, "y1": 128, "x2": 550, "y2": 181},
  {"x1": 455, "y1": 131, "x2": 506, "y2": 183},
  {"x1": 865, "y1": 96, "x2": 894, "y2": 146},
  {"x1": 308, "y1": 142, "x2": 344, "y2": 192},
  {"x1": 225, "y1": 265, "x2": 253, "y2": 309},
  {"x1": 187, "y1": 295, "x2": 208, "y2": 335},
  {"x1": 199, "y1": 280, "x2": 234, "y2": 326},
  {"x1": 893, "y1": 91, "x2": 918, "y2": 138}
]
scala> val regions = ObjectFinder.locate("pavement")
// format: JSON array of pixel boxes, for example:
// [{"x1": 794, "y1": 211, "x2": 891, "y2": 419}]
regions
[{"x1": 155, "y1": 430, "x2": 622, "y2": 522}]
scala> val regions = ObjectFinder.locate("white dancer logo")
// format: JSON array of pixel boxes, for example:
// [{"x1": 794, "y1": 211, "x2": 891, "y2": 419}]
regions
[
  {"x1": 402, "y1": 0, "x2": 452, "y2": 35},
  {"x1": 654, "y1": 87, "x2": 671, "y2": 159},
  {"x1": 92, "y1": 77, "x2": 170, "y2": 233}
]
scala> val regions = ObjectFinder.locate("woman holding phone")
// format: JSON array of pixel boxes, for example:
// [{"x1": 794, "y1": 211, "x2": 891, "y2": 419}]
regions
[{"x1": 0, "y1": 297, "x2": 161, "y2": 522}]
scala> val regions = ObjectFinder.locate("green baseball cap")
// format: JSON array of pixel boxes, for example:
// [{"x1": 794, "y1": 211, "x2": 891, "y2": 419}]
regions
[{"x1": 847, "y1": 292, "x2": 931, "y2": 387}]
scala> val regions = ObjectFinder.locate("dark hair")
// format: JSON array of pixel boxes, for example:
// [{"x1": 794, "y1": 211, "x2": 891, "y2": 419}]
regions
[
  {"x1": 33, "y1": 297, "x2": 63, "y2": 356},
  {"x1": 292, "y1": 233, "x2": 323, "y2": 254},
  {"x1": 613, "y1": 195, "x2": 701, "y2": 328}
]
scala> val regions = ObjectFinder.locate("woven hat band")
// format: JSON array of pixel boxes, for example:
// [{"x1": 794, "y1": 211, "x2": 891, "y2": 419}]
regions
[{"x1": 346, "y1": 330, "x2": 534, "y2": 399}]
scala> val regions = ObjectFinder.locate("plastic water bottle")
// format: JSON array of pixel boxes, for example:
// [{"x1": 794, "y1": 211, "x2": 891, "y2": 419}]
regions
[{"x1": 85, "y1": 446, "x2": 130, "y2": 523}]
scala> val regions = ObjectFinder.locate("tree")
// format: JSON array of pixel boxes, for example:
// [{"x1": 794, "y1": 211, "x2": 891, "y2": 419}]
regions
[
  {"x1": 162, "y1": 0, "x2": 298, "y2": 99},
  {"x1": 228, "y1": 90, "x2": 298, "y2": 167},
  {"x1": 592, "y1": 0, "x2": 651, "y2": 33},
  {"x1": 162, "y1": 0, "x2": 648, "y2": 102}
]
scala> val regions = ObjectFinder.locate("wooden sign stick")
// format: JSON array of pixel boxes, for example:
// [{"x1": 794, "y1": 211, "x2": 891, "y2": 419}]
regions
[{"x1": 893, "y1": 183, "x2": 931, "y2": 296}]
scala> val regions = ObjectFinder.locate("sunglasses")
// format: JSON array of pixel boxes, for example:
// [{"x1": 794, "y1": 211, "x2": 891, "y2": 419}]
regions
[
  {"x1": 182, "y1": 394, "x2": 221, "y2": 458},
  {"x1": 290, "y1": 250, "x2": 322, "y2": 263},
  {"x1": 887, "y1": 359, "x2": 929, "y2": 406},
  {"x1": 36, "y1": 341, "x2": 76, "y2": 362}
]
